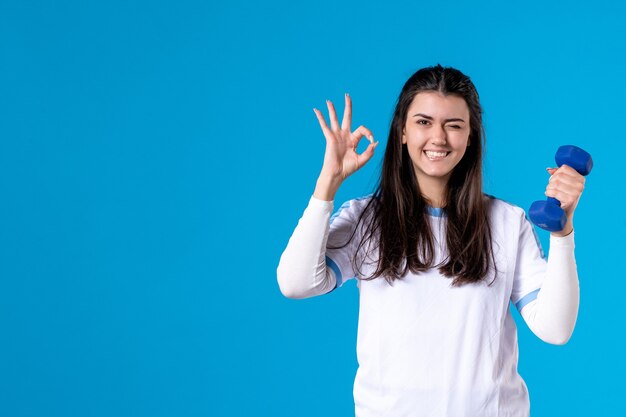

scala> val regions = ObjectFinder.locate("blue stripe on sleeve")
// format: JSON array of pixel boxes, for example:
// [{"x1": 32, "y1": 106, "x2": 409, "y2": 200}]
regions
[
  {"x1": 525, "y1": 214, "x2": 546, "y2": 259},
  {"x1": 325, "y1": 256, "x2": 343, "y2": 288},
  {"x1": 515, "y1": 288, "x2": 541, "y2": 311}
]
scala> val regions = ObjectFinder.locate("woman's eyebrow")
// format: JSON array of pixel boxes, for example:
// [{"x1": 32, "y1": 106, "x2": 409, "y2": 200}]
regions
[{"x1": 412, "y1": 113, "x2": 466, "y2": 123}]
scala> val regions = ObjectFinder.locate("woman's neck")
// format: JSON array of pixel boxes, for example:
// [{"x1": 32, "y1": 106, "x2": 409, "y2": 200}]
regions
[{"x1": 418, "y1": 176, "x2": 448, "y2": 208}]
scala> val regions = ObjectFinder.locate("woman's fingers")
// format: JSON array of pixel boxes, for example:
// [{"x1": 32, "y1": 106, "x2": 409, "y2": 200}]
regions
[
  {"x1": 316, "y1": 95, "x2": 361, "y2": 140},
  {"x1": 352, "y1": 125, "x2": 378, "y2": 170},
  {"x1": 351, "y1": 125, "x2": 375, "y2": 146},
  {"x1": 313, "y1": 108, "x2": 333, "y2": 140},
  {"x1": 314, "y1": 96, "x2": 378, "y2": 177},
  {"x1": 546, "y1": 165, "x2": 585, "y2": 191},
  {"x1": 547, "y1": 172, "x2": 585, "y2": 190},
  {"x1": 341, "y1": 93, "x2": 352, "y2": 132},
  {"x1": 545, "y1": 165, "x2": 585, "y2": 212},
  {"x1": 356, "y1": 141, "x2": 379, "y2": 167},
  {"x1": 326, "y1": 100, "x2": 341, "y2": 132},
  {"x1": 545, "y1": 186, "x2": 579, "y2": 207}
]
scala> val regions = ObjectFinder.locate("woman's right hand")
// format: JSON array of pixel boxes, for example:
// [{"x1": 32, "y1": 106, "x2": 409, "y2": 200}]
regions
[{"x1": 312, "y1": 93, "x2": 378, "y2": 200}]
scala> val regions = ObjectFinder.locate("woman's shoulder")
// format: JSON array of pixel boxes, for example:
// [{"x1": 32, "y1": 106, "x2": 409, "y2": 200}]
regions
[
  {"x1": 484, "y1": 194, "x2": 528, "y2": 224},
  {"x1": 330, "y1": 193, "x2": 377, "y2": 224}
]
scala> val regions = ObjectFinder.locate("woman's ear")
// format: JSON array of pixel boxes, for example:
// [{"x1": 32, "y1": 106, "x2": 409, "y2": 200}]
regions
[{"x1": 402, "y1": 128, "x2": 406, "y2": 144}]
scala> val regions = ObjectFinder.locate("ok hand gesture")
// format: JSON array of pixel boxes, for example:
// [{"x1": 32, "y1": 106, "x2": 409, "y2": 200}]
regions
[{"x1": 312, "y1": 93, "x2": 379, "y2": 201}]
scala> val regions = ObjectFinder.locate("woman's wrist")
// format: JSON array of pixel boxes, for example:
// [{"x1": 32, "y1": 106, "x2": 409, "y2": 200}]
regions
[
  {"x1": 550, "y1": 219, "x2": 574, "y2": 238},
  {"x1": 313, "y1": 174, "x2": 342, "y2": 201}
]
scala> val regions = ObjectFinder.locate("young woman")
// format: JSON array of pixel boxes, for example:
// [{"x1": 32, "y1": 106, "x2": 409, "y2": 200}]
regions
[{"x1": 276, "y1": 64, "x2": 584, "y2": 417}]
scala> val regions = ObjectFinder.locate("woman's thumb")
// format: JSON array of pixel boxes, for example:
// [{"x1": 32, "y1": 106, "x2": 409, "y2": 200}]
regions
[{"x1": 358, "y1": 141, "x2": 379, "y2": 166}]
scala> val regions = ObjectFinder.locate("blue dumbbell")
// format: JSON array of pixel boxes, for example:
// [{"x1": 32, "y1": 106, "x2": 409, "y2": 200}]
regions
[{"x1": 528, "y1": 145, "x2": 593, "y2": 232}]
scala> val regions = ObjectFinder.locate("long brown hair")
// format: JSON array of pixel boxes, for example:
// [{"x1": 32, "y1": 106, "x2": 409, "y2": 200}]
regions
[{"x1": 342, "y1": 64, "x2": 496, "y2": 287}]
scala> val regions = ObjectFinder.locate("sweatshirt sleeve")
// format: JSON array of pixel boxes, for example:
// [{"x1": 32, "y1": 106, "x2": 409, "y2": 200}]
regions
[
  {"x1": 510, "y1": 209, "x2": 580, "y2": 345},
  {"x1": 276, "y1": 196, "x2": 337, "y2": 299},
  {"x1": 518, "y1": 230, "x2": 579, "y2": 345},
  {"x1": 276, "y1": 195, "x2": 363, "y2": 299}
]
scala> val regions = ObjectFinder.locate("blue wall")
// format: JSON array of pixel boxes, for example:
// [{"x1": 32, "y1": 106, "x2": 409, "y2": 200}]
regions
[{"x1": 1, "y1": 0, "x2": 623, "y2": 415}]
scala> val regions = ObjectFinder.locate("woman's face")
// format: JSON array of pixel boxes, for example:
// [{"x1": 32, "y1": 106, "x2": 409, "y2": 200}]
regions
[{"x1": 402, "y1": 91, "x2": 471, "y2": 187}]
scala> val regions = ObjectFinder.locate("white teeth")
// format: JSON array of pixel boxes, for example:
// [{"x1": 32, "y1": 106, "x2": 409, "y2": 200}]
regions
[{"x1": 425, "y1": 151, "x2": 448, "y2": 158}]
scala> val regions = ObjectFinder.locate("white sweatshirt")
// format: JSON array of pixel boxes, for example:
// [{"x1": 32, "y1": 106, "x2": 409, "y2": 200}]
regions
[{"x1": 277, "y1": 195, "x2": 579, "y2": 417}]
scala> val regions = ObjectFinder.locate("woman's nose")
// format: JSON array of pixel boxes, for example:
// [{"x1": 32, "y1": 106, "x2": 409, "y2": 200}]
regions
[
  {"x1": 431, "y1": 137, "x2": 447, "y2": 145},
  {"x1": 430, "y1": 125, "x2": 447, "y2": 145}
]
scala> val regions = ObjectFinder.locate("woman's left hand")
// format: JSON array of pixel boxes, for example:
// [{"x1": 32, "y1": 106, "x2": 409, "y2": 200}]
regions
[{"x1": 545, "y1": 165, "x2": 586, "y2": 237}]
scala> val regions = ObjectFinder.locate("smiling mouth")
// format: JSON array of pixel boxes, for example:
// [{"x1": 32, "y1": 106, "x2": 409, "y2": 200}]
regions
[{"x1": 424, "y1": 150, "x2": 450, "y2": 160}]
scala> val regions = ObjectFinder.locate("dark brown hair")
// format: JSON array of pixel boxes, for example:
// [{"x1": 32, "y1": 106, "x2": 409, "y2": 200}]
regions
[{"x1": 342, "y1": 64, "x2": 496, "y2": 286}]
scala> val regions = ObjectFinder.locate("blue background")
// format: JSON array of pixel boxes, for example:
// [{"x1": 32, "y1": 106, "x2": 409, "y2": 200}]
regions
[{"x1": 0, "y1": 0, "x2": 623, "y2": 415}]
